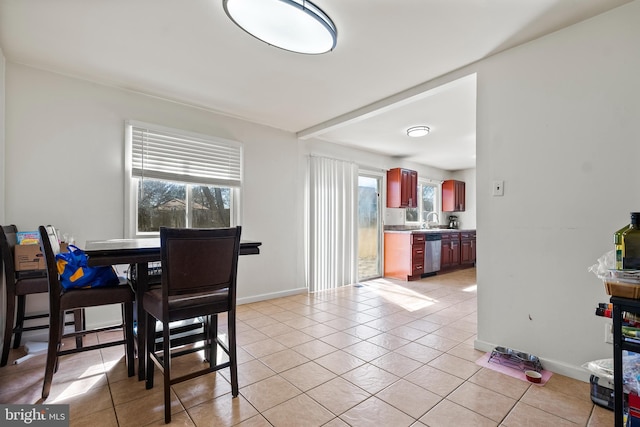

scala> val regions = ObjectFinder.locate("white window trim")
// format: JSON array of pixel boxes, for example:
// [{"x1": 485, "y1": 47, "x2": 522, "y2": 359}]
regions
[
  {"x1": 124, "y1": 120, "x2": 242, "y2": 238},
  {"x1": 405, "y1": 178, "x2": 442, "y2": 225}
]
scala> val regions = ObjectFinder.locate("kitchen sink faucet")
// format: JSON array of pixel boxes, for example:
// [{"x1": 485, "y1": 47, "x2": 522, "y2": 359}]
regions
[{"x1": 425, "y1": 212, "x2": 440, "y2": 228}]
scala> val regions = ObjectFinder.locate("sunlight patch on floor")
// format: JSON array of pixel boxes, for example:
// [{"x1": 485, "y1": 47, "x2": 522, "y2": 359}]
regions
[
  {"x1": 463, "y1": 284, "x2": 477, "y2": 292},
  {"x1": 50, "y1": 367, "x2": 106, "y2": 402},
  {"x1": 362, "y1": 279, "x2": 438, "y2": 312}
]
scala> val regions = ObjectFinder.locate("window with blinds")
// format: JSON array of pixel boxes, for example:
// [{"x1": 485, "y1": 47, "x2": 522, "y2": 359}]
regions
[
  {"x1": 125, "y1": 121, "x2": 242, "y2": 235},
  {"x1": 129, "y1": 122, "x2": 242, "y2": 187}
]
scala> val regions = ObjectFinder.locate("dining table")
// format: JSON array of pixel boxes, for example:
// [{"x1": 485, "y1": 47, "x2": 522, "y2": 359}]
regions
[{"x1": 84, "y1": 237, "x2": 262, "y2": 380}]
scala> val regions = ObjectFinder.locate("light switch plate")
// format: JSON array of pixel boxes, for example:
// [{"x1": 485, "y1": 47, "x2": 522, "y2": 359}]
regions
[{"x1": 492, "y1": 180, "x2": 504, "y2": 196}]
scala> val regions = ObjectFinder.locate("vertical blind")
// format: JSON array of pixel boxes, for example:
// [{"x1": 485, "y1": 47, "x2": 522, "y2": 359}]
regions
[
  {"x1": 307, "y1": 156, "x2": 358, "y2": 293},
  {"x1": 128, "y1": 121, "x2": 242, "y2": 187}
]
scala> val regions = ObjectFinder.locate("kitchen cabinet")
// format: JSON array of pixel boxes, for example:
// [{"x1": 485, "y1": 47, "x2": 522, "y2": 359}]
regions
[
  {"x1": 460, "y1": 231, "x2": 476, "y2": 265},
  {"x1": 440, "y1": 231, "x2": 476, "y2": 271},
  {"x1": 387, "y1": 168, "x2": 418, "y2": 208},
  {"x1": 441, "y1": 232, "x2": 460, "y2": 269},
  {"x1": 442, "y1": 180, "x2": 465, "y2": 212},
  {"x1": 384, "y1": 232, "x2": 424, "y2": 281}
]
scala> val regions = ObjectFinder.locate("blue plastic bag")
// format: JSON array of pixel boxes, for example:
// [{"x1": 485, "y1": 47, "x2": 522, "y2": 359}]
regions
[{"x1": 55, "y1": 245, "x2": 120, "y2": 289}]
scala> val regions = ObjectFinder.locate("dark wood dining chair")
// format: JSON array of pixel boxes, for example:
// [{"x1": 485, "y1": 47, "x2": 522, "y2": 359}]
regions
[
  {"x1": 38, "y1": 225, "x2": 136, "y2": 399},
  {"x1": 0, "y1": 225, "x2": 83, "y2": 367},
  {"x1": 143, "y1": 226, "x2": 241, "y2": 423}
]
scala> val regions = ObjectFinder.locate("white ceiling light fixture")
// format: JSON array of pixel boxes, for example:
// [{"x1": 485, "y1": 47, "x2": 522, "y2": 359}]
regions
[
  {"x1": 223, "y1": 0, "x2": 337, "y2": 54},
  {"x1": 407, "y1": 126, "x2": 430, "y2": 138}
]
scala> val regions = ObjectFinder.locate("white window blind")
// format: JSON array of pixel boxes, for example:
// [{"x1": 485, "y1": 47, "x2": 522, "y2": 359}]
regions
[
  {"x1": 306, "y1": 156, "x2": 358, "y2": 292},
  {"x1": 128, "y1": 121, "x2": 242, "y2": 187}
]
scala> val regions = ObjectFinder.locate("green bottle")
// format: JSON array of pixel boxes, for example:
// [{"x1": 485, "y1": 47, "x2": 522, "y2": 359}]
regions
[
  {"x1": 622, "y1": 212, "x2": 640, "y2": 270},
  {"x1": 615, "y1": 224, "x2": 631, "y2": 270}
]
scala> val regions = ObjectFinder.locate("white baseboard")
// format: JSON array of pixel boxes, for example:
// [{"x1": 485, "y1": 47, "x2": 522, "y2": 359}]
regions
[{"x1": 238, "y1": 287, "x2": 308, "y2": 305}]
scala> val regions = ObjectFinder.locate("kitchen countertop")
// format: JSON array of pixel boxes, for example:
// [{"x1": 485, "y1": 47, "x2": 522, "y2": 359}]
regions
[{"x1": 383, "y1": 228, "x2": 475, "y2": 234}]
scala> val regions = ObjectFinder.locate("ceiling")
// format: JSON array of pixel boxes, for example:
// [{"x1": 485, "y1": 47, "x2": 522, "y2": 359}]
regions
[{"x1": 0, "y1": 0, "x2": 631, "y2": 170}]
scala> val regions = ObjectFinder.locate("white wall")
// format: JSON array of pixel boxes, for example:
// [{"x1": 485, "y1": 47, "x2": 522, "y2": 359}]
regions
[
  {"x1": 4, "y1": 64, "x2": 307, "y2": 326},
  {"x1": 0, "y1": 47, "x2": 6, "y2": 347},
  {"x1": 303, "y1": 138, "x2": 451, "y2": 181},
  {"x1": 0, "y1": 47, "x2": 5, "y2": 223},
  {"x1": 474, "y1": 1, "x2": 640, "y2": 379}
]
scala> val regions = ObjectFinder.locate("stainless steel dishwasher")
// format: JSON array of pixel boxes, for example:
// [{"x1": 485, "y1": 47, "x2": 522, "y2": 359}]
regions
[{"x1": 423, "y1": 233, "x2": 442, "y2": 274}]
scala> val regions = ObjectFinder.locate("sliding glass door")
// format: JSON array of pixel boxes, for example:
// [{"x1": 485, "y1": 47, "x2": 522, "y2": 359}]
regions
[{"x1": 358, "y1": 174, "x2": 382, "y2": 280}]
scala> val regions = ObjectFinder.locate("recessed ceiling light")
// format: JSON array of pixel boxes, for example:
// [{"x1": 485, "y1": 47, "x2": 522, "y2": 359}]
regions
[
  {"x1": 223, "y1": 0, "x2": 337, "y2": 54},
  {"x1": 407, "y1": 126, "x2": 430, "y2": 138}
]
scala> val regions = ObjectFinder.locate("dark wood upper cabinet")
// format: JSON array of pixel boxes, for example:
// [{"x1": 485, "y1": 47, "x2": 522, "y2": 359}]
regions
[
  {"x1": 387, "y1": 168, "x2": 418, "y2": 208},
  {"x1": 442, "y1": 179, "x2": 465, "y2": 212}
]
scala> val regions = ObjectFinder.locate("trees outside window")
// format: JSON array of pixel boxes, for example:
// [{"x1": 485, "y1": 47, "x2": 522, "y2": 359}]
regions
[{"x1": 137, "y1": 179, "x2": 231, "y2": 232}]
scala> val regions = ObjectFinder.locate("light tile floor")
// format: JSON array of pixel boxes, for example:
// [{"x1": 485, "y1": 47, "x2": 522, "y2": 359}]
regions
[{"x1": 0, "y1": 268, "x2": 613, "y2": 426}]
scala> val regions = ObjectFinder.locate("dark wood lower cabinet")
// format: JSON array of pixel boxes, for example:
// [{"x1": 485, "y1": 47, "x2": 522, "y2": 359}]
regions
[
  {"x1": 460, "y1": 231, "x2": 476, "y2": 265},
  {"x1": 441, "y1": 234, "x2": 452, "y2": 267},
  {"x1": 441, "y1": 231, "x2": 475, "y2": 272},
  {"x1": 441, "y1": 233, "x2": 458, "y2": 269}
]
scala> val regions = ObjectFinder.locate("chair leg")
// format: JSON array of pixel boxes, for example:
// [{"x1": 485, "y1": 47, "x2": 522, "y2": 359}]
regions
[
  {"x1": 203, "y1": 316, "x2": 209, "y2": 364},
  {"x1": 73, "y1": 309, "x2": 84, "y2": 349},
  {"x1": 1, "y1": 295, "x2": 16, "y2": 366},
  {"x1": 228, "y1": 309, "x2": 238, "y2": 397},
  {"x1": 209, "y1": 315, "x2": 218, "y2": 368},
  {"x1": 13, "y1": 295, "x2": 26, "y2": 349},
  {"x1": 162, "y1": 321, "x2": 171, "y2": 424},
  {"x1": 145, "y1": 313, "x2": 156, "y2": 390},
  {"x1": 123, "y1": 303, "x2": 135, "y2": 377},
  {"x1": 42, "y1": 311, "x2": 63, "y2": 399},
  {"x1": 53, "y1": 313, "x2": 65, "y2": 374}
]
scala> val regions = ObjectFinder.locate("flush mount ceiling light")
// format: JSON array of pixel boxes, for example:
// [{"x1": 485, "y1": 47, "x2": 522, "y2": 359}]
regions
[
  {"x1": 223, "y1": 0, "x2": 337, "y2": 54},
  {"x1": 406, "y1": 126, "x2": 430, "y2": 138}
]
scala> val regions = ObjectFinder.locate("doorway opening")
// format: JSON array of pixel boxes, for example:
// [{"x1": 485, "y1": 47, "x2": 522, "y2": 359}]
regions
[{"x1": 358, "y1": 173, "x2": 382, "y2": 280}]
